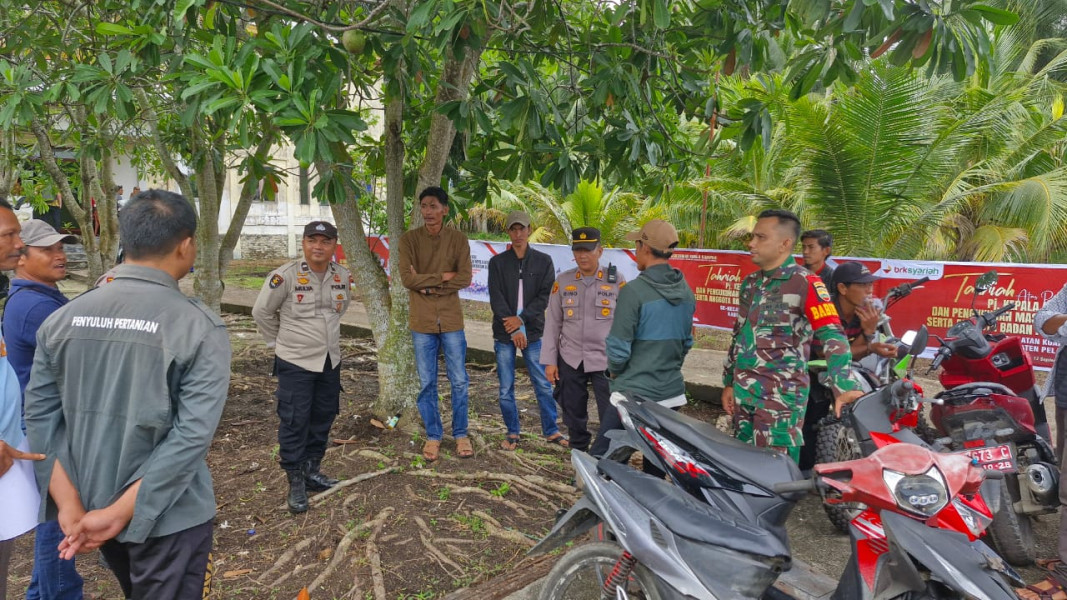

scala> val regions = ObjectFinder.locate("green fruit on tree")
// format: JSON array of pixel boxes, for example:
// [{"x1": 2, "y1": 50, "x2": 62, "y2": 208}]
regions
[{"x1": 342, "y1": 30, "x2": 366, "y2": 54}]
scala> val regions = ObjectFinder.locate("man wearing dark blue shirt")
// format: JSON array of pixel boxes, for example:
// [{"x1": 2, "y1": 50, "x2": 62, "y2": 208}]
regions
[{"x1": 3, "y1": 219, "x2": 82, "y2": 600}]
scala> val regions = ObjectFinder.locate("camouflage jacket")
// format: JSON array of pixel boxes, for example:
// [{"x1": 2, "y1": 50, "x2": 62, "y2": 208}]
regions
[{"x1": 723, "y1": 262, "x2": 856, "y2": 409}]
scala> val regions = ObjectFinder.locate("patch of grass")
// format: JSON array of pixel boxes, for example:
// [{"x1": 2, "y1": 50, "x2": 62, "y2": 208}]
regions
[
  {"x1": 437, "y1": 486, "x2": 451, "y2": 501},
  {"x1": 489, "y1": 482, "x2": 510, "y2": 498}
]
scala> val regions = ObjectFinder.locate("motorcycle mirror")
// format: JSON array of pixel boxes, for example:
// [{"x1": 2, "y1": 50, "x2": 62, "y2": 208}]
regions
[
  {"x1": 975, "y1": 270, "x2": 998, "y2": 293},
  {"x1": 909, "y1": 326, "x2": 929, "y2": 355}
]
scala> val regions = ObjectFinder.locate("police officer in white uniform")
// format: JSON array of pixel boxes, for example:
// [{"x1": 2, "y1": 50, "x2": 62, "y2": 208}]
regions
[
  {"x1": 252, "y1": 221, "x2": 351, "y2": 513},
  {"x1": 540, "y1": 227, "x2": 626, "y2": 452}
]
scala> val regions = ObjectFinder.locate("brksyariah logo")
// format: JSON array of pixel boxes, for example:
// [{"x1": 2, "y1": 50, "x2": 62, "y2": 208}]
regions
[{"x1": 877, "y1": 260, "x2": 944, "y2": 280}]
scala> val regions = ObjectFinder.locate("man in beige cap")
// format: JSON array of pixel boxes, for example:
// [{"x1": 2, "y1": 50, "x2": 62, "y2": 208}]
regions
[
  {"x1": 487, "y1": 211, "x2": 559, "y2": 450},
  {"x1": 590, "y1": 219, "x2": 695, "y2": 462}
]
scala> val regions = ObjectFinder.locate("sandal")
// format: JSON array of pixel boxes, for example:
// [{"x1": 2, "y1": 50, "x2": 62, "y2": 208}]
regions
[
  {"x1": 501, "y1": 434, "x2": 520, "y2": 451},
  {"x1": 1017, "y1": 576, "x2": 1067, "y2": 600},
  {"x1": 422, "y1": 440, "x2": 441, "y2": 462},
  {"x1": 545, "y1": 433, "x2": 570, "y2": 447},
  {"x1": 456, "y1": 436, "x2": 474, "y2": 459}
]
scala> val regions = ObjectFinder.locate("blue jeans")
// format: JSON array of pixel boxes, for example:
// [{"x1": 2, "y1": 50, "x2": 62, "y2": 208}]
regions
[
  {"x1": 412, "y1": 330, "x2": 470, "y2": 440},
  {"x1": 494, "y1": 339, "x2": 559, "y2": 437},
  {"x1": 27, "y1": 520, "x2": 83, "y2": 600}
]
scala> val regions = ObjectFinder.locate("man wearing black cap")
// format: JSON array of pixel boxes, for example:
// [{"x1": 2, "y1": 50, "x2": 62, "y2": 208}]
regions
[
  {"x1": 252, "y1": 220, "x2": 352, "y2": 513},
  {"x1": 488, "y1": 211, "x2": 559, "y2": 450},
  {"x1": 830, "y1": 261, "x2": 897, "y2": 361},
  {"x1": 799, "y1": 260, "x2": 896, "y2": 471},
  {"x1": 541, "y1": 227, "x2": 626, "y2": 452}
]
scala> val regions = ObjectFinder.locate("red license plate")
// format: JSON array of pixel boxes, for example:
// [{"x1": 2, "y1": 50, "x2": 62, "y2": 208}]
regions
[{"x1": 955, "y1": 444, "x2": 1015, "y2": 472}]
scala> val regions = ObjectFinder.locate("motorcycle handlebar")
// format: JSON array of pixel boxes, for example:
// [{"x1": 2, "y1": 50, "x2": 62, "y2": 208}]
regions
[
  {"x1": 982, "y1": 303, "x2": 1015, "y2": 327},
  {"x1": 887, "y1": 276, "x2": 931, "y2": 300},
  {"x1": 929, "y1": 346, "x2": 952, "y2": 371},
  {"x1": 773, "y1": 479, "x2": 816, "y2": 494}
]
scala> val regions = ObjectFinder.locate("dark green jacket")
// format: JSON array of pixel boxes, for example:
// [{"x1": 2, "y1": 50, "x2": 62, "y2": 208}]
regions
[{"x1": 606, "y1": 263, "x2": 696, "y2": 400}]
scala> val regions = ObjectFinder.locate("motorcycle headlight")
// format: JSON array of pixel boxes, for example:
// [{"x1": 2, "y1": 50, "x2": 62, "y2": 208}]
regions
[{"x1": 883, "y1": 466, "x2": 949, "y2": 517}]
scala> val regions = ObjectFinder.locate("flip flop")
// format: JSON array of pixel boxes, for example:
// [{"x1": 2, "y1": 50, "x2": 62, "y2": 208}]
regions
[
  {"x1": 422, "y1": 440, "x2": 441, "y2": 462},
  {"x1": 456, "y1": 436, "x2": 474, "y2": 459},
  {"x1": 500, "y1": 434, "x2": 520, "y2": 451},
  {"x1": 1017, "y1": 577, "x2": 1067, "y2": 600},
  {"x1": 545, "y1": 433, "x2": 570, "y2": 447}
]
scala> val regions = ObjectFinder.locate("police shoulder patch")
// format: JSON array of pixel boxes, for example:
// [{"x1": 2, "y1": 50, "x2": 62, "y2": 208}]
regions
[
  {"x1": 811, "y1": 279, "x2": 830, "y2": 302},
  {"x1": 552, "y1": 281, "x2": 559, "y2": 294},
  {"x1": 269, "y1": 274, "x2": 284, "y2": 289}
]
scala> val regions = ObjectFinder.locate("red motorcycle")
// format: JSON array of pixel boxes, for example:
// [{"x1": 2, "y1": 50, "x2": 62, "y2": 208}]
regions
[{"x1": 924, "y1": 270, "x2": 1058, "y2": 566}]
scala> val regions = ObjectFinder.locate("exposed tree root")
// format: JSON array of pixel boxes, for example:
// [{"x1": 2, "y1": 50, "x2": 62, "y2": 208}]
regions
[
  {"x1": 471, "y1": 510, "x2": 536, "y2": 548},
  {"x1": 340, "y1": 555, "x2": 363, "y2": 600},
  {"x1": 275, "y1": 466, "x2": 396, "y2": 511},
  {"x1": 366, "y1": 509, "x2": 390, "y2": 600},
  {"x1": 409, "y1": 470, "x2": 575, "y2": 504},
  {"x1": 445, "y1": 483, "x2": 529, "y2": 517},
  {"x1": 414, "y1": 516, "x2": 465, "y2": 577},
  {"x1": 308, "y1": 506, "x2": 395, "y2": 594},
  {"x1": 267, "y1": 562, "x2": 316, "y2": 589},
  {"x1": 257, "y1": 536, "x2": 315, "y2": 585}
]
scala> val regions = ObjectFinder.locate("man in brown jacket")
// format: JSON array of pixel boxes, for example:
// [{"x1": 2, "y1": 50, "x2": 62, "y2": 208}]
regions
[{"x1": 399, "y1": 187, "x2": 473, "y2": 462}]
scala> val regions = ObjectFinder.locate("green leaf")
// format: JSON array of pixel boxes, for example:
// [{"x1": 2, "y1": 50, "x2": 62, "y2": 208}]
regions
[
  {"x1": 173, "y1": 0, "x2": 198, "y2": 22},
  {"x1": 969, "y1": 5, "x2": 1020, "y2": 26},
  {"x1": 96, "y1": 22, "x2": 133, "y2": 36},
  {"x1": 653, "y1": 0, "x2": 670, "y2": 29},
  {"x1": 408, "y1": 1, "x2": 437, "y2": 32}
]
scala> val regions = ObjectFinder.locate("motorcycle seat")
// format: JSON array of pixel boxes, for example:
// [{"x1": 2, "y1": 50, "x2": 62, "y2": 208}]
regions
[
  {"x1": 632, "y1": 399, "x2": 803, "y2": 494},
  {"x1": 598, "y1": 458, "x2": 792, "y2": 560},
  {"x1": 938, "y1": 382, "x2": 1016, "y2": 402}
]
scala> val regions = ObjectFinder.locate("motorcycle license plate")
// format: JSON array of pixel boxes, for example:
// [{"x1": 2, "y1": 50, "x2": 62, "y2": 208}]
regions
[{"x1": 955, "y1": 444, "x2": 1015, "y2": 472}]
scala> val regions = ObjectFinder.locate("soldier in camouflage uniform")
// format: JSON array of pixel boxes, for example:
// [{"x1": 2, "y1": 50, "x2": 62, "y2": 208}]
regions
[{"x1": 721, "y1": 209, "x2": 862, "y2": 463}]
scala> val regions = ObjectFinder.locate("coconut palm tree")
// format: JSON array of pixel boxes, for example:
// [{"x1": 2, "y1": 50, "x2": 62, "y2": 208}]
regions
[{"x1": 487, "y1": 177, "x2": 661, "y2": 246}]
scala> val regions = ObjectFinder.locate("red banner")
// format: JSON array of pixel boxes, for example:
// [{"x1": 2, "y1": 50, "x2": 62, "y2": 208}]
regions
[
  {"x1": 344, "y1": 238, "x2": 1067, "y2": 369},
  {"x1": 667, "y1": 249, "x2": 1067, "y2": 369}
]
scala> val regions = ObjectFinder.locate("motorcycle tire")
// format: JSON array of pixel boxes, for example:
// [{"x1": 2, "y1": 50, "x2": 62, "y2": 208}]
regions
[
  {"x1": 986, "y1": 479, "x2": 1036, "y2": 566},
  {"x1": 538, "y1": 542, "x2": 662, "y2": 600},
  {"x1": 815, "y1": 419, "x2": 867, "y2": 534}
]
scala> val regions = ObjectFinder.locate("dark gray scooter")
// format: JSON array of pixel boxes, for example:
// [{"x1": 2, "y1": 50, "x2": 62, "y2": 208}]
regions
[{"x1": 530, "y1": 396, "x2": 1021, "y2": 600}]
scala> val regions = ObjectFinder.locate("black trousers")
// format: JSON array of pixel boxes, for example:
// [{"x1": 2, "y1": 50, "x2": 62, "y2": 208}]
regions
[
  {"x1": 556, "y1": 360, "x2": 611, "y2": 451},
  {"x1": 99, "y1": 519, "x2": 213, "y2": 600},
  {"x1": 799, "y1": 377, "x2": 834, "y2": 472},
  {"x1": 275, "y1": 356, "x2": 341, "y2": 472}
]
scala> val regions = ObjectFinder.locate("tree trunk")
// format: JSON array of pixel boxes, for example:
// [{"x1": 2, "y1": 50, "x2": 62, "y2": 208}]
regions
[
  {"x1": 324, "y1": 90, "x2": 421, "y2": 422},
  {"x1": 29, "y1": 118, "x2": 105, "y2": 274},
  {"x1": 192, "y1": 133, "x2": 224, "y2": 314},
  {"x1": 411, "y1": 44, "x2": 484, "y2": 226},
  {"x1": 219, "y1": 125, "x2": 276, "y2": 279}
]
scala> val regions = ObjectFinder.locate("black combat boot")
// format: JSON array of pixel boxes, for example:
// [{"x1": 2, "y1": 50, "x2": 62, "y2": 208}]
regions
[
  {"x1": 285, "y1": 469, "x2": 309, "y2": 514},
  {"x1": 304, "y1": 459, "x2": 339, "y2": 492}
]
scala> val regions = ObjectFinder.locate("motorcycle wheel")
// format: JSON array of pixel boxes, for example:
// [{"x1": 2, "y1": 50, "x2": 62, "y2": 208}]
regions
[
  {"x1": 538, "y1": 542, "x2": 662, "y2": 600},
  {"x1": 986, "y1": 479, "x2": 1036, "y2": 566},
  {"x1": 816, "y1": 419, "x2": 867, "y2": 534}
]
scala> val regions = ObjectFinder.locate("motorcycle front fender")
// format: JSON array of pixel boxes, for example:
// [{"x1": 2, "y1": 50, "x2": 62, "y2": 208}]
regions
[
  {"x1": 881, "y1": 512, "x2": 1022, "y2": 599},
  {"x1": 527, "y1": 495, "x2": 602, "y2": 556},
  {"x1": 529, "y1": 451, "x2": 614, "y2": 557}
]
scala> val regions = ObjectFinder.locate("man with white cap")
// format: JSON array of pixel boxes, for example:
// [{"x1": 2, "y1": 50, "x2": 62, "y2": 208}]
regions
[
  {"x1": 488, "y1": 211, "x2": 559, "y2": 450},
  {"x1": 590, "y1": 219, "x2": 696, "y2": 461},
  {"x1": 2, "y1": 219, "x2": 83, "y2": 600}
]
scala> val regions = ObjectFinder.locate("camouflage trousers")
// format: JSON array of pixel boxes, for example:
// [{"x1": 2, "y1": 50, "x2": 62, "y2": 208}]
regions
[{"x1": 733, "y1": 399, "x2": 808, "y2": 463}]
